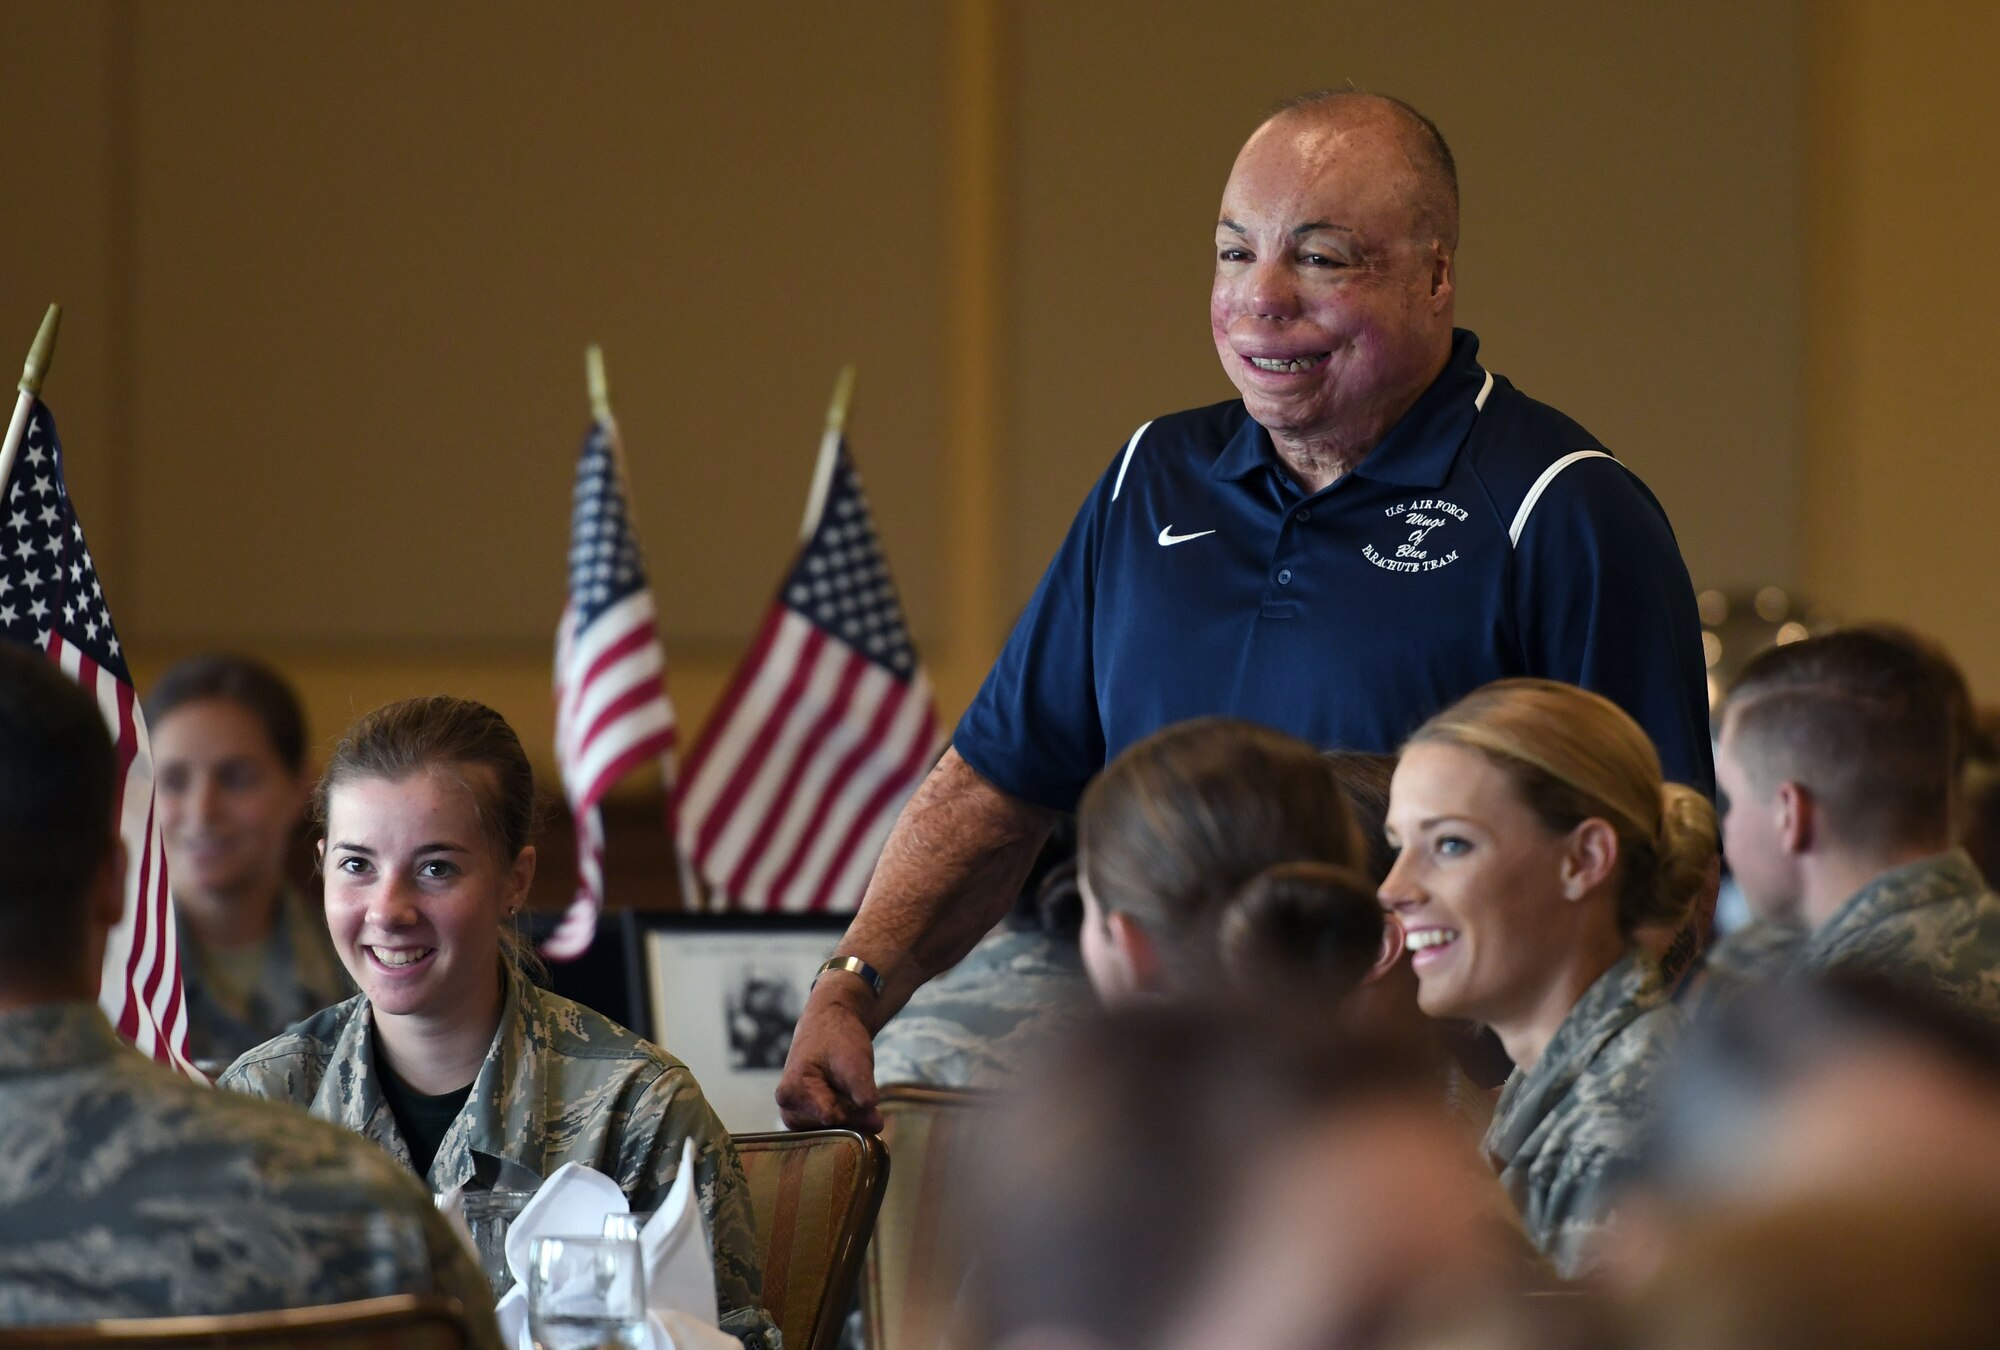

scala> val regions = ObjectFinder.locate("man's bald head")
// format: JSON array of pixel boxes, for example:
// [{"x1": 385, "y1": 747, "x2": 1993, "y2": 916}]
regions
[{"x1": 1259, "y1": 90, "x2": 1459, "y2": 252}]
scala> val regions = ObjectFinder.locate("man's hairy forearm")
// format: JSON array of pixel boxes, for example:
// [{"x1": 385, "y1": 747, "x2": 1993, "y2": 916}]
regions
[{"x1": 834, "y1": 747, "x2": 1057, "y2": 1030}]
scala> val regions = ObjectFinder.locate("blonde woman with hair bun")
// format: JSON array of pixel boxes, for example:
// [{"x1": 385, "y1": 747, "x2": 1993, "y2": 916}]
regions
[{"x1": 1380, "y1": 678, "x2": 1716, "y2": 1277}]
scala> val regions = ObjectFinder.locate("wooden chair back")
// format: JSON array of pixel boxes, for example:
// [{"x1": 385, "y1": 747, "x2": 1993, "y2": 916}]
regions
[
  {"x1": 734, "y1": 1128, "x2": 889, "y2": 1350},
  {"x1": 0, "y1": 1294, "x2": 471, "y2": 1349},
  {"x1": 862, "y1": 1085, "x2": 992, "y2": 1350}
]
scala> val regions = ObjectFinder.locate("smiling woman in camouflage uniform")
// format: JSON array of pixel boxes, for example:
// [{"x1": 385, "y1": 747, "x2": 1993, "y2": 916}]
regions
[
  {"x1": 221, "y1": 696, "x2": 778, "y2": 1348},
  {"x1": 1380, "y1": 679, "x2": 1717, "y2": 1277}
]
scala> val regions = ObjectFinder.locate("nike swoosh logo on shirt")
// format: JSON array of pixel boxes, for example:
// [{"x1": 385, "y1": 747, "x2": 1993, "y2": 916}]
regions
[{"x1": 1157, "y1": 525, "x2": 1217, "y2": 547}]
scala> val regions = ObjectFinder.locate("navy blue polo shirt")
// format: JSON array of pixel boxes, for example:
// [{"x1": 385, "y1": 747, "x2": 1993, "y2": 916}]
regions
[{"x1": 954, "y1": 329, "x2": 1714, "y2": 811}]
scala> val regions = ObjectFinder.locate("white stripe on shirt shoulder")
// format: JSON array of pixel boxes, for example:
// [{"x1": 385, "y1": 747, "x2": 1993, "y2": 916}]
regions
[
  {"x1": 1473, "y1": 369, "x2": 1495, "y2": 411},
  {"x1": 1109, "y1": 420, "x2": 1154, "y2": 502},
  {"x1": 1507, "y1": 449, "x2": 1615, "y2": 547}
]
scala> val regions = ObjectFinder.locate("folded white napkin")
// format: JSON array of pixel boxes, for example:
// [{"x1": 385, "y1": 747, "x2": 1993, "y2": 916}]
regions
[
  {"x1": 641, "y1": 1141, "x2": 720, "y2": 1329},
  {"x1": 490, "y1": 1154, "x2": 729, "y2": 1350},
  {"x1": 503, "y1": 1162, "x2": 627, "y2": 1289}
]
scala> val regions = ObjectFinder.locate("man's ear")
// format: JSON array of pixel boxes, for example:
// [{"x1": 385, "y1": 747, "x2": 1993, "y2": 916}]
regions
[
  {"x1": 1560, "y1": 818, "x2": 1621, "y2": 901},
  {"x1": 1106, "y1": 910, "x2": 1168, "y2": 996},
  {"x1": 1776, "y1": 781, "x2": 1814, "y2": 855},
  {"x1": 1428, "y1": 243, "x2": 1455, "y2": 307}
]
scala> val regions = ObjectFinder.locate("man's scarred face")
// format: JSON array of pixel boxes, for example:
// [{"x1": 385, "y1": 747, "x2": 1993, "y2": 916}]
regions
[{"x1": 1210, "y1": 111, "x2": 1453, "y2": 463}]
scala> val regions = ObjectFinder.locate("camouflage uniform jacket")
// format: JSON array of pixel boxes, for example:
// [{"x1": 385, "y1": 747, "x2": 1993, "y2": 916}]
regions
[
  {"x1": 177, "y1": 883, "x2": 352, "y2": 1070},
  {"x1": 1795, "y1": 849, "x2": 2000, "y2": 1021},
  {"x1": 1676, "y1": 917, "x2": 1808, "y2": 1022},
  {"x1": 871, "y1": 921, "x2": 1090, "y2": 1089},
  {"x1": 221, "y1": 968, "x2": 780, "y2": 1349},
  {"x1": 0, "y1": 1002, "x2": 500, "y2": 1347},
  {"x1": 1484, "y1": 950, "x2": 1678, "y2": 1278}
]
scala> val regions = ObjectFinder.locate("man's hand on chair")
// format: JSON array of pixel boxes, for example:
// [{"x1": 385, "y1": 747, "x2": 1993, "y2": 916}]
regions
[{"x1": 777, "y1": 979, "x2": 884, "y2": 1133}]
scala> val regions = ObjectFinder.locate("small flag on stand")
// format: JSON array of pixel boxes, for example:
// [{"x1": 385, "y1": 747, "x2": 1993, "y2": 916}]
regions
[
  {"x1": 549, "y1": 347, "x2": 685, "y2": 958},
  {"x1": 677, "y1": 369, "x2": 941, "y2": 912},
  {"x1": 0, "y1": 305, "x2": 196, "y2": 1074}
]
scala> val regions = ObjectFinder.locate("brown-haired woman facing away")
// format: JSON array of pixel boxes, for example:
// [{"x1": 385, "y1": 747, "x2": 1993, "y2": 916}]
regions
[
  {"x1": 1381, "y1": 678, "x2": 1716, "y2": 1278},
  {"x1": 147, "y1": 654, "x2": 350, "y2": 1069},
  {"x1": 1074, "y1": 717, "x2": 1367, "y2": 1001},
  {"x1": 219, "y1": 697, "x2": 778, "y2": 1347}
]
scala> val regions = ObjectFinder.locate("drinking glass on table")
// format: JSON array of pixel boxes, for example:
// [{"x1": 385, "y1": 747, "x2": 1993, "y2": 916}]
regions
[
  {"x1": 528, "y1": 1235, "x2": 647, "y2": 1350},
  {"x1": 601, "y1": 1211, "x2": 657, "y2": 1243}
]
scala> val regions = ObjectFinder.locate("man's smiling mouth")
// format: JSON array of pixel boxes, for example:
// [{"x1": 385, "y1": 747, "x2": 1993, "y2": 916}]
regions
[{"x1": 1246, "y1": 353, "x2": 1330, "y2": 373}]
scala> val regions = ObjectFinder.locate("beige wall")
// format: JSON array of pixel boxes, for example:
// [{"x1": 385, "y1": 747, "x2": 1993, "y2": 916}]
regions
[
  {"x1": 1804, "y1": 2, "x2": 2000, "y2": 692},
  {"x1": 4, "y1": 1, "x2": 1818, "y2": 780}
]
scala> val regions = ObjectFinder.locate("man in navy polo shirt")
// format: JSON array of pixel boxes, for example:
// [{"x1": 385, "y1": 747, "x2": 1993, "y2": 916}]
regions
[{"x1": 780, "y1": 90, "x2": 1712, "y2": 1130}]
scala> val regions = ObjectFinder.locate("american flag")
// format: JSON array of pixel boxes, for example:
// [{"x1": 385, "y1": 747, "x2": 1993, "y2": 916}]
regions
[
  {"x1": 0, "y1": 394, "x2": 196, "y2": 1073},
  {"x1": 676, "y1": 412, "x2": 940, "y2": 912},
  {"x1": 550, "y1": 416, "x2": 681, "y2": 957}
]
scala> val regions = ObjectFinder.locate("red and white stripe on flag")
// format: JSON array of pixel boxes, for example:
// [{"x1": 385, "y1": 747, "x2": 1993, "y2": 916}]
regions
[
  {"x1": 678, "y1": 608, "x2": 938, "y2": 912},
  {"x1": 676, "y1": 433, "x2": 940, "y2": 912},
  {"x1": 548, "y1": 420, "x2": 680, "y2": 958},
  {"x1": 51, "y1": 634, "x2": 195, "y2": 1072}
]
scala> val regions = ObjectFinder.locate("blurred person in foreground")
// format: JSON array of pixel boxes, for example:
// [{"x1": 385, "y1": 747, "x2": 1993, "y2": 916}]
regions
[
  {"x1": 0, "y1": 648, "x2": 500, "y2": 1343},
  {"x1": 148, "y1": 654, "x2": 350, "y2": 1069},
  {"x1": 870, "y1": 822, "x2": 1091, "y2": 1091},
  {"x1": 1627, "y1": 1197, "x2": 2000, "y2": 1350},
  {"x1": 1607, "y1": 972, "x2": 2000, "y2": 1288},
  {"x1": 219, "y1": 696, "x2": 777, "y2": 1347},
  {"x1": 781, "y1": 87, "x2": 1713, "y2": 1133},
  {"x1": 1702, "y1": 628, "x2": 2000, "y2": 1021},
  {"x1": 1381, "y1": 678, "x2": 1716, "y2": 1276},
  {"x1": 976, "y1": 1004, "x2": 1531, "y2": 1350}
]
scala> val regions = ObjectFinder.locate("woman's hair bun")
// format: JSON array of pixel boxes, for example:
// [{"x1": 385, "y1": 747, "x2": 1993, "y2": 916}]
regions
[
  {"x1": 1219, "y1": 861, "x2": 1385, "y2": 1000},
  {"x1": 1638, "y1": 781, "x2": 1720, "y2": 932}
]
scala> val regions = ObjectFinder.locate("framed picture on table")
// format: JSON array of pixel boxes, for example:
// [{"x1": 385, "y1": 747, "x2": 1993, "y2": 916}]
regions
[{"x1": 641, "y1": 913, "x2": 851, "y2": 1133}]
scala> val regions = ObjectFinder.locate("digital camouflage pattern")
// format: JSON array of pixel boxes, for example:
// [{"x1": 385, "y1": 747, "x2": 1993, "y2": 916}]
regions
[
  {"x1": 871, "y1": 921, "x2": 1091, "y2": 1089},
  {"x1": 1676, "y1": 916, "x2": 1808, "y2": 1022},
  {"x1": 1795, "y1": 849, "x2": 2000, "y2": 1021},
  {"x1": 0, "y1": 1002, "x2": 501, "y2": 1347},
  {"x1": 221, "y1": 967, "x2": 779, "y2": 1349},
  {"x1": 1484, "y1": 949, "x2": 1678, "y2": 1278},
  {"x1": 177, "y1": 883, "x2": 352, "y2": 1069}
]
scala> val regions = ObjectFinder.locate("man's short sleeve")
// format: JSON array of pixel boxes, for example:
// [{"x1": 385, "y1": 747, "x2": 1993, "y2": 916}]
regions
[
  {"x1": 952, "y1": 454, "x2": 1121, "y2": 813},
  {"x1": 1510, "y1": 457, "x2": 1716, "y2": 794}
]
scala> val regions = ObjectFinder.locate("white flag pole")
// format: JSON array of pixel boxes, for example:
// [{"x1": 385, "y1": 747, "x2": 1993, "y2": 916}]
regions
[{"x1": 0, "y1": 305, "x2": 60, "y2": 497}]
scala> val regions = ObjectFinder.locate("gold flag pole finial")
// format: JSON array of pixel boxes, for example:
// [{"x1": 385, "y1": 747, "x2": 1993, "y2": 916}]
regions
[
  {"x1": 825, "y1": 364, "x2": 856, "y2": 438},
  {"x1": 19, "y1": 304, "x2": 60, "y2": 397},
  {"x1": 800, "y1": 365, "x2": 857, "y2": 541},
  {"x1": 586, "y1": 343, "x2": 613, "y2": 425}
]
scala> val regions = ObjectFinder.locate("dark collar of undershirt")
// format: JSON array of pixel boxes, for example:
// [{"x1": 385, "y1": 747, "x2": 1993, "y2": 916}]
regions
[{"x1": 372, "y1": 1027, "x2": 475, "y2": 1181}]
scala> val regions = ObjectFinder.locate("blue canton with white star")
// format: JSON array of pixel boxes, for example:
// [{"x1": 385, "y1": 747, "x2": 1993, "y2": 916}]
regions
[
  {"x1": 567, "y1": 424, "x2": 650, "y2": 627},
  {"x1": 0, "y1": 402, "x2": 130, "y2": 682},
  {"x1": 781, "y1": 442, "x2": 917, "y2": 680}
]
